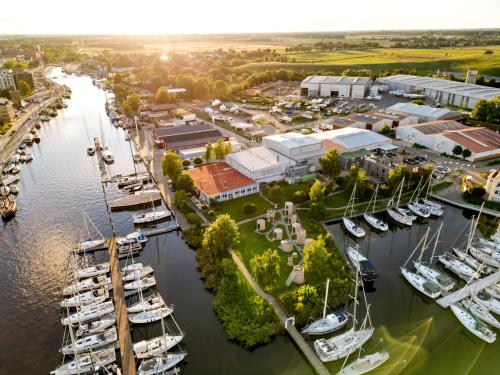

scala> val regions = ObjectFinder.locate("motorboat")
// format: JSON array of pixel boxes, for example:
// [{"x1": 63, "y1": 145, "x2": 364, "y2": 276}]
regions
[
  {"x1": 414, "y1": 262, "x2": 455, "y2": 292},
  {"x1": 101, "y1": 150, "x2": 114, "y2": 163},
  {"x1": 343, "y1": 218, "x2": 366, "y2": 238},
  {"x1": 122, "y1": 265, "x2": 154, "y2": 282},
  {"x1": 62, "y1": 276, "x2": 111, "y2": 296},
  {"x1": 438, "y1": 255, "x2": 480, "y2": 281},
  {"x1": 401, "y1": 267, "x2": 440, "y2": 298},
  {"x1": 314, "y1": 326, "x2": 374, "y2": 362},
  {"x1": 133, "y1": 210, "x2": 171, "y2": 224},
  {"x1": 61, "y1": 289, "x2": 109, "y2": 308},
  {"x1": 61, "y1": 328, "x2": 117, "y2": 355},
  {"x1": 450, "y1": 303, "x2": 496, "y2": 343},
  {"x1": 62, "y1": 301, "x2": 115, "y2": 325},
  {"x1": 462, "y1": 299, "x2": 500, "y2": 329},
  {"x1": 50, "y1": 346, "x2": 116, "y2": 375},
  {"x1": 485, "y1": 284, "x2": 500, "y2": 300},
  {"x1": 117, "y1": 173, "x2": 151, "y2": 188},
  {"x1": 133, "y1": 334, "x2": 184, "y2": 359},
  {"x1": 347, "y1": 247, "x2": 377, "y2": 283},
  {"x1": 75, "y1": 315, "x2": 116, "y2": 337},
  {"x1": 11, "y1": 165, "x2": 21, "y2": 174},
  {"x1": 337, "y1": 351, "x2": 390, "y2": 375},
  {"x1": 116, "y1": 231, "x2": 148, "y2": 247},
  {"x1": 363, "y1": 212, "x2": 388, "y2": 231},
  {"x1": 407, "y1": 202, "x2": 430, "y2": 218},
  {"x1": 124, "y1": 276, "x2": 156, "y2": 290},
  {"x1": 302, "y1": 279, "x2": 349, "y2": 335},
  {"x1": 128, "y1": 294, "x2": 165, "y2": 314},
  {"x1": 87, "y1": 146, "x2": 96, "y2": 156},
  {"x1": 72, "y1": 238, "x2": 106, "y2": 254},
  {"x1": 74, "y1": 262, "x2": 110, "y2": 279},
  {"x1": 137, "y1": 353, "x2": 187, "y2": 375},
  {"x1": 129, "y1": 306, "x2": 174, "y2": 324},
  {"x1": 473, "y1": 292, "x2": 500, "y2": 315},
  {"x1": 1, "y1": 198, "x2": 17, "y2": 221}
]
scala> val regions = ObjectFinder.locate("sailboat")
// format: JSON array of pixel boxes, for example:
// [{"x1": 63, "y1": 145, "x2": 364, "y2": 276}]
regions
[
  {"x1": 337, "y1": 351, "x2": 390, "y2": 375},
  {"x1": 346, "y1": 246, "x2": 377, "y2": 283},
  {"x1": 62, "y1": 301, "x2": 115, "y2": 325},
  {"x1": 343, "y1": 183, "x2": 366, "y2": 238},
  {"x1": 450, "y1": 303, "x2": 496, "y2": 343},
  {"x1": 363, "y1": 185, "x2": 388, "y2": 231},
  {"x1": 301, "y1": 279, "x2": 349, "y2": 335},
  {"x1": 133, "y1": 209, "x2": 171, "y2": 224},
  {"x1": 406, "y1": 177, "x2": 430, "y2": 218},
  {"x1": 129, "y1": 306, "x2": 174, "y2": 325},
  {"x1": 75, "y1": 315, "x2": 116, "y2": 337},
  {"x1": 314, "y1": 269, "x2": 374, "y2": 362},
  {"x1": 74, "y1": 262, "x2": 110, "y2": 279},
  {"x1": 419, "y1": 173, "x2": 443, "y2": 216},
  {"x1": 386, "y1": 178, "x2": 413, "y2": 226},
  {"x1": 485, "y1": 284, "x2": 500, "y2": 300},
  {"x1": 83, "y1": 118, "x2": 95, "y2": 155},
  {"x1": 60, "y1": 327, "x2": 117, "y2": 355},
  {"x1": 414, "y1": 224, "x2": 455, "y2": 292},
  {"x1": 137, "y1": 353, "x2": 187, "y2": 375},
  {"x1": 134, "y1": 333, "x2": 185, "y2": 359},
  {"x1": 438, "y1": 254, "x2": 480, "y2": 281},
  {"x1": 50, "y1": 346, "x2": 116, "y2": 375},
  {"x1": 122, "y1": 265, "x2": 154, "y2": 282},
  {"x1": 473, "y1": 291, "x2": 500, "y2": 315},
  {"x1": 71, "y1": 212, "x2": 107, "y2": 254},
  {"x1": 61, "y1": 288, "x2": 110, "y2": 308},
  {"x1": 462, "y1": 299, "x2": 500, "y2": 329},
  {"x1": 124, "y1": 275, "x2": 156, "y2": 290},
  {"x1": 128, "y1": 294, "x2": 166, "y2": 314},
  {"x1": 116, "y1": 231, "x2": 148, "y2": 247}
]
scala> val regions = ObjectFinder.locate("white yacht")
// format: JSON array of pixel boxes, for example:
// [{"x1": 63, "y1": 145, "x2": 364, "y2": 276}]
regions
[
  {"x1": 401, "y1": 267, "x2": 441, "y2": 299},
  {"x1": 137, "y1": 353, "x2": 187, "y2": 375},
  {"x1": 124, "y1": 275, "x2": 156, "y2": 290},
  {"x1": 469, "y1": 246, "x2": 500, "y2": 268},
  {"x1": 71, "y1": 238, "x2": 106, "y2": 254},
  {"x1": 343, "y1": 218, "x2": 366, "y2": 238},
  {"x1": 337, "y1": 351, "x2": 390, "y2": 375},
  {"x1": 473, "y1": 292, "x2": 500, "y2": 315},
  {"x1": 414, "y1": 262, "x2": 454, "y2": 291},
  {"x1": 122, "y1": 262, "x2": 145, "y2": 273},
  {"x1": 386, "y1": 207, "x2": 413, "y2": 226},
  {"x1": 50, "y1": 346, "x2": 116, "y2": 375},
  {"x1": 451, "y1": 248, "x2": 484, "y2": 273},
  {"x1": 62, "y1": 276, "x2": 111, "y2": 296},
  {"x1": 420, "y1": 198, "x2": 443, "y2": 216},
  {"x1": 129, "y1": 306, "x2": 174, "y2": 324},
  {"x1": 134, "y1": 333, "x2": 185, "y2": 359},
  {"x1": 75, "y1": 315, "x2": 116, "y2": 337},
  {"x1": 87, "y1": 146, "x2": 96, "y2": 156},
  {"x1": 74, "y1": 262, "x2": 110, "y2": 279},
  {"x1": 362, "y1": 186, "x2": 388, "y2": 231},
  {"x1": 101, "y1": 150, "x2": 114, "y2": 163},
  {"x1": 302, "y1": 279, "x2": 349, "y2": 335},
  {"x1": 116, "y1": 231, "x2": 148, "y2": 247},
  {"x1": 450, "y1": 303, "x2": 496, "y2": 344},
  {"x1": 61, "y1": 289, "x2": 109, "y2": 308},
  {"x1": 61, "y1": 327, "x2": 117, "y2": 355},
  {"x1": 407, "y1": 201, "x2": 430, "y2": 218},
  {"x1": 128, "y1": 294, "x2": 165, "y2": 314},
  {"x1": 314, "y1": 325, "x2": 374, "y2": 362},
  {"x1": 62, "y1": 301, "x2": 115, "y2": 325},
  {"x1": 122, "y1": 265, "x2": 154, "y2": 282},
  {"x1": 438, "y1": 255, "x2": 480, "y2": 281},
  {"x1": 462, "y1": 299, "x2": 500, "y2": 329},
  {"x1": 485, "y1": 284, "x2": 500, "y2": 300},
  {"x1": 133, "y1": 210, "x2": 171, "y2": 224}
]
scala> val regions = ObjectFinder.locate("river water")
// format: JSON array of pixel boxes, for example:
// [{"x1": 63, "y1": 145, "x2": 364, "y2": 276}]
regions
[{"x1": 0, "y1": 69, "x2": 498, "y2": 375}]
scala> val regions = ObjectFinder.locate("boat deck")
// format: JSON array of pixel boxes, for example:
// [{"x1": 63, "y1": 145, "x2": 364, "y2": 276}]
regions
[
  {"x1": 109, "y1": 192, "x2": 162, "y2": 210},
  {"x1": 436, "y1": 271, "x2": 500, "y2": 308},
  {"x1": 108, "y1": 238, "x2": 137, "y2": 375}
]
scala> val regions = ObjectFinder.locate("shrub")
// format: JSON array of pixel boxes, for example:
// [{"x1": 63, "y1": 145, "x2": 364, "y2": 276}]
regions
[
  {"x1": 183, "y1": 225, "x2": 204, "y2": 249},
  {"x1": 207, "y1": 209, "x2": 216, "y2": 218},
  {"x1": 243, "y1": 203, "x2": 257, "y2": 215},
  {"x1": 194, "y1": 157, "x2": 203, "y2": 165},
  {"x1": 463, "y1": 186, "x2": 486, "y2": 205},
  {"x1": 292, "y1": 190, "x2": 308, "y2": 203},
  {"x1": 182, "y1": 159, "x2": 191, "y2": 167},
  {"x1": 187, "y1": 212, "x2": 202, "y2": 226}
]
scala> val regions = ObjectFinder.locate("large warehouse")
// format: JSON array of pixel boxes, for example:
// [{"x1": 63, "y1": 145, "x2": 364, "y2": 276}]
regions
[
  {"x1": 386, "y1": 102, "x2": 463, "y2": 122},
  {"x1": 300, "y1": 76, "x2": 371, "y2": 98},
  {"x1": 311, "y1": 128, "x2": 393, "y2": 153},
  {"x1": 396, "y1": 120, "x2": 500, "y2": 161},
  {"x1": 262, "y1": 132, "x2": 324, "y2": 164},
  {"x1": 378, "y1": 75, "x2": 500, "y2": 109}
]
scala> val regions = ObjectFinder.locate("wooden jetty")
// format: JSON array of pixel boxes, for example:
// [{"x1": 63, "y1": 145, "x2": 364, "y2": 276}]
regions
[
  {"x1": 94, "y1": 138, "x2": 109, "y2": 183},
  {"x1": 430, "y1": 194, "x2": 500, "y2": 218},
  {"x1": 109, "y1": 191, "x2": 162, "y2": 210},
  {"x1": 108, "y1": 238, "x2": 137, "y2": 375},
  {"x1": 436, "y1": 271, "x2": 500, "y2": 308}
]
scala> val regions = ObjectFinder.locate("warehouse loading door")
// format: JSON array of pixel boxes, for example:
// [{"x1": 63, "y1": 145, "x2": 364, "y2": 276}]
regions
[
  {"x1": 330, "y1": 90, "x2": 339, "y2": 97},
  {"x1": 300, "y1": 88, "x2": 309, "y2": 96}
]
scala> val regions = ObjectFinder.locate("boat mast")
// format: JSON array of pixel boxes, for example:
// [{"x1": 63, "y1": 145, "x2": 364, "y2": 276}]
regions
[
  {"x1": 417, "y1": 227, "x2": 430, "y2": 264},
  {"x1": 351, "y1": 183, "x2": 357, "y2": 218},
  {"x1": 373, "y1": 185, "x2": 378, "y2": 213},
  {"x1": 403, "y1": 230, "x2": 429, "y2": 268},
  {"x1": 430, "y1": 222, "x2": 443, "y2": 264},
  {"x1": 322, "y1": 278, "x2": 330, "y2": 322},
  {"x1": 352, "y1": 265, "x2": 359, "y2": 331},
  {"x1": 397, "y1": 177, "x2": 404, "y2": 207}
]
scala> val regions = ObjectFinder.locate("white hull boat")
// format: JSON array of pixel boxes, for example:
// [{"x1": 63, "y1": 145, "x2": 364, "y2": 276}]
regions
[
  {"x1": 314, "y1": 327, "x2": 374, "y2": 362},
  {"x1": 347, "y1": 247, "x2": 377, "y2": 282},
  {"x1": 122, "y1": 262, "x2": 145, "y2": 273},
  {"x1": 485, "y1": 284, "x2": 500, "y2": 300},
  {"x1": 407, "y1": 202, "x2": 430, "y2": 218},
  {"x1": 450, "y1": 303, "x2": 496, "y2": 343},
  {"x1": 75, "y1": 315, "x2": 116, "y2": 337},
  {"x1": 462, "y1": 299, "x2": 500, "y2": 329},
  {"x1": 386, "y1": 208, "x2": 412, "y2": 226},
  {"x1": 401, "y1": 267, "x2": 441, "y2": 298},
  {"x1": 62, "y1": 301, "x2": 115, "y2": 325},
  {"x1": 74, "y1": 263, "x2": 110, "y2": 279},
  {"x1": 61, "y1": 327, "x2": 117, "y2": 355},
  {"x1": 398, "y1": 207, "x2": 416, "y2": 221},
  {"x1": 122, "y1": 265, "x2": 154, "y2": 282},
  {"x1": 337, "y1": 351, "x2": 390, "y2": 375},
  {"x1": 438, "y1": 255, "x2": 480, "y2": 281},
  {"x1": 133, "y1": 210, "x2": 171, "y2": 224},
  {"x1": 414, "y1": 262, "x2": 455, "y2": 291},
  {"x1": 61, "y1": 289, "x2": 109, "y2": 308},
  {"x1": 72, "y1": 239, "x2": 106, "y2": 254},
  {"x1": 343, "y1": 217, "x2": 365, "y2": 238},
  {"x1": 451, "y1": 248, "x2": 484, "y2": 273},
  {"x1": 473, "y1": 292, "x2": 500, "y2": 315},
  {"x1": 419, "y1": 198, "x2": 443, "y2": 216},
  {"x1": 101, "y1": 150, "x2": 114, "y2": 163},
  {"x1": 138, "y1": 353, "x2": 187, "y2": 375},
  {"x1": 63, "y1": 276, "x2": 111, "y2": 296},
  {"x1": 87, "y1": 146, "x2": 96, "y2": 156},
  {"x1": 127, "y1": 295, "x2": 165, "y2": 314},
  {"x1": 469, "y1": 247, "x2": 500, "y2": 268},
  {"x1": 302, "y1": 312, "x2": 348, "y2": 335},
  {"x1": 363, "y1": 213, "x2": 388, "y2": 231},
  {"x1": 129, "y1": 306, "x2": 173, "y2": 324},
  {"x1": 124, "y1": 275, "x2": 156, "y2": 290},
  {"x1": 50, "y1": 346, "x2": 116, "y2": 375},
  {"x1": 134, "y1": 334, "x2": 184, "y2": 359},
  {"x1": 116, "y1": 231, "x2": 148, "y2": 246},
  {"x1": 118, "y1": 242, "x2": 143, "y2": 255}
]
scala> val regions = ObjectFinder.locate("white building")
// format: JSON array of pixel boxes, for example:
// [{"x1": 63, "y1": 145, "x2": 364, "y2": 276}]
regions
[
  {"x1": 226, "y1": 146, "x2": 295, "y2": 184},
  {"x1": 262, "y1": 132, "x2": 324, "y2": 165},
  {"x1": 0, "y1": 69, "x2": 15, "y2": 90},
  {"x1": 485, "y1": 170, "x2": 500, "y2": 202},
  {"x1": 346, "y1": 112, "x2": 418, "y2": 132},
  {"x1": 378, "y1": 75, "x2": 500, "y2": 109},
  {"x1": 396, "y1": 120, "x2": 500, "y2": 161},
  {"x1": 386, "y1": 102, "x2": 463, "y2": 122},
  {"x1": 310, "y1": 128, "x2": 393, "y2": 154},
  {"x1": 300, "y1": 76, "x2": 371, "y2": 99}
]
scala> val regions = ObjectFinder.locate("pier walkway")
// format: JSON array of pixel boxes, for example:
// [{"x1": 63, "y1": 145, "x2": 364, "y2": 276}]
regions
[
  {"x1": 430, "y1": 193, "x2": 500, "y2": 218},
  {"x1": 436, "y1": 271, "x2": 500, "y2": 308},
  {"x1": 108, "y1": 238, "x2": 137, "y2": 375},
  {"x1": 230, "y1": 250, "x2": 330, "y2": 375}
]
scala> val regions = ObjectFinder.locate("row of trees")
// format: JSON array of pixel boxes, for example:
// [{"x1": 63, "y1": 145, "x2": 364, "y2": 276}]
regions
[{"x1": 471, "y1": 97, "x2": 500, "y2": 124}]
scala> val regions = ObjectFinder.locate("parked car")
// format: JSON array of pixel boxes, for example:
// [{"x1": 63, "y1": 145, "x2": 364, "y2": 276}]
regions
[{"x1": 168, "y1": 181, "x2": 176, "y2": 192}]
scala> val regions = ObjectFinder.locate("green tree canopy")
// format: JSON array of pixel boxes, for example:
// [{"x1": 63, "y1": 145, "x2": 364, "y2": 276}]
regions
[
  {"x1": 462, "y1": 148, "x2": 472, "y2": 159},
  {"x1": 309, "y1": 180, "x2": 325, "y2": 203},
  {"x1": 214, "y1": 139, "x2": 231, "y2": 161},
  {"x1": 126, "y1": 93, "x2": 141, "y2": 112},
  {"x1": 17, "y1": 80, "x2": 31, "y2": 97},
  {"x1": 294, "y1": 284, "x2": 319, "y2": 314},
  {"x1": 319, "y1": 149, "x2": 341, "y2": 180},
  {"x1": 250, "y1": 249, "x2": 281, "y2": 292},
  {"x1": 452, "y1": 144, "x2": 463, "y2": 156},
  {"x1": 161, "y1": 151, "x2": 182, "y2": 181},
  {"x1": 303, "y1": 235, "x2": 332, "y2": 283},
  {"x1": 205, "y1": 142, "x2": 213, "y2": 162},
  {"x1": 155, "y1": 87, "x2": 175, "y2": 104},
  {"x1": 471, "y1": 97, "x2": 500, "y2": 124},
  {"x1": 268, "y1": 184, "x2": 281, "y2": 203},
  {"x1": 176, "y1": 172, "x2": 195, "y2": 193},
  {"x1": 387, "y1": 163, "x2": 409, "y2": 191},
  {"x1": 343, "y1": 165, "x2": 368, "y2": 198}
]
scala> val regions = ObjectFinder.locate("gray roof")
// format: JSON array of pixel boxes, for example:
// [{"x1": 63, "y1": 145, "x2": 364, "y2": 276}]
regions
[
  {"x1": 302, "y1": 75, "x2": 371, "y2": 86},
  {"x1": 387, "y1": 102, "x2": 462, "y2": 119},
  {"x1": 378, "y1": 75, "x2": 500, "y2": 100}
]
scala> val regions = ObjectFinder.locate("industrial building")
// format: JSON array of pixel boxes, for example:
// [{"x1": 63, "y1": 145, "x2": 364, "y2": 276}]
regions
[
  {"x1": 396, "y1": 120, "x2": 500, "y2": 161},
  {"x1": 263, "y1": 132, "x2": 324, "y2": 164},
  {"x1": 152, "y1": 123, "x2": 225, "y2": 150},
  {"x1": 485, "y1": 170, "x2": 500, "y2": 202},
  {"x1": 226, "y1": 146, "x2": 296, "y2": 184},
  {"x1": 187, "y1": 162, "x2": 259, "y2": 203},
  {"x1": 378, "y1": 75, "x2": 500, "y2": 109},
  {"x1": 386, "y1": 102, "x2": 463, "y2": 122},
  {"x1": 300, "y1": 76, "x2": 371, "y2": 99}
]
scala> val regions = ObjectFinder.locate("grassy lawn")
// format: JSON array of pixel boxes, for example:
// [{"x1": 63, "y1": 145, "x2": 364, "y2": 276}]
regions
[
  {"x1": 324, "y1": 192, "x2": 351, "y2": 208},
  {"x1": 432, "y1": 181, "x2": 453, "y2": 192},
  {"x1": 261, "y1": 181, "x2": 311, "y2": 207},
  {"x1": 212, "y1": 193, "x2": 272, "y2": 222}
]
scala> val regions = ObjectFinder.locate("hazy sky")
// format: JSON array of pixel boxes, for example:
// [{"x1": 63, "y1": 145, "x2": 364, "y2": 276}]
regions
[{"x1": 1, "y1": 0, "x2": 499, "y2": 35}]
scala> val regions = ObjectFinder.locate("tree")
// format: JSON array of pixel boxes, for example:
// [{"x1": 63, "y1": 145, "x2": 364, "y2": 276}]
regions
[
  {"x1": 173, "y1": 189, "x2": 189, "y2": 212},
  {"x1": 471, "y1": 97, "x2": 500, "y2": 124},
  {"x1": 250, "y1": 249, "x2": 280, "y2": 291},
  {"x1": 194, "y1": 157, "x2": 203, "y2": 166},
  {"x1": 17, "y1": 80, "x2": 31, "y2": 97},
  {"x1": 462, "y1": 148, "x2": 472, "y2": 160},
  {"x1": 319, "y1": 149, "x2": 341, "y2": 180},
  {"x1": 126, "y1": 93, "x2": 141, "y2": 112},
  {"x1": 214, "y1": 139, "x2": 230, "y2": 161},
  {"x1": 294, "y1": 284, "x2": 319, "y2": 314},
  {"x1": 155, "y1": 87, "x2": 174, "y2": 104},
  {"x1": 452, "y1": 144, "x2": 463, "y2": 157},
  {"x1": 122, "y1": 100, "x2": 132, "y2": 117},
  {"x1": 268, "y1": 184, "x2": 281, "y2": 203},
  {"x1": 303, "y1": 235, "x2": 331, "y2": 283},
  {"x1": 378, "y1": 124, "x2": 391, "y2": 135},
  {"x1": 343, "y1": 165, "x2": 368, "y2": 198},
  {"x1": 161, "y1": 151, "x2": 182, "y2": 181},
  {"x1": 205, "y1": 142, "x2": 213, "y2": 162},
  {"x1": 386, "y1": 163, "x2": 408, "y2": 191},
  {"x1": 176, "y1": 172, "x2": 195, "y2": 193},
  {"x1": 243, "y1": 203, "x2": 257, "y2": 215},
  {"x1": 309, "y1": 180, "x2": 325, "y2": 203},
  {"x1": 182, "y1": 159, "x2": 191, "y2": 167}
]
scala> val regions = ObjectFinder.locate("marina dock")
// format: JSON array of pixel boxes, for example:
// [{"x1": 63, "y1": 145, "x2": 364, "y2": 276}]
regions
[
  {"x1": 109, "y1": 191, "x2": 162, "y2": 211},
  {"x1": 108, "y1": 238, "x2": 137, "y2": 375},
  {"x1": 436, "y1": 271, "x2": 500, "y2": 308}
]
